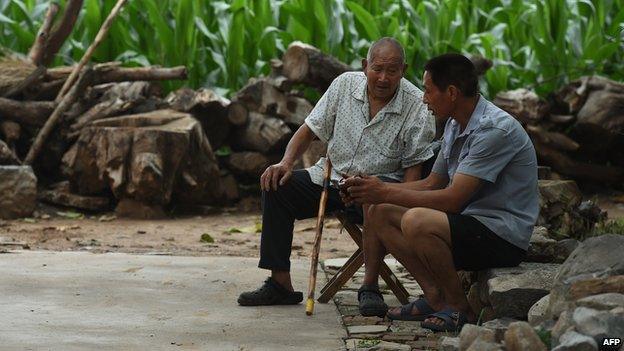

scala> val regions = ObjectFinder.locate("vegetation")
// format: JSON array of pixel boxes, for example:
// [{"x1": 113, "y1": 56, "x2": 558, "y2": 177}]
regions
[{"x1": 1, "y1": 0, "x2": 623, "y2": 97}]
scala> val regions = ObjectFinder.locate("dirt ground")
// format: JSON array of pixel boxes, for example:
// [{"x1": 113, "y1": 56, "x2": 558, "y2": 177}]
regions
[
  {"x1": 0, "y1": 198, "x2": 358, "y2": 260},
  {"x1": 2, "y1": 192, "x2": 623, "y2": 258}
]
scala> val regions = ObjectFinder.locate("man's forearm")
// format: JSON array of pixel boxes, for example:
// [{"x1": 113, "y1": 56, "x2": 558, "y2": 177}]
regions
[
  {"x1": 384, "y1": 187, "x2": 461, "y2": 213},
  {"x1": 281, "y1": 124, "x2": 316, "y2": 166}
]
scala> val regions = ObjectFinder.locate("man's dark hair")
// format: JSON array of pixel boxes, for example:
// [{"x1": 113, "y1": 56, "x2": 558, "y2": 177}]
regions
[{"x1": 424, "y1": 54, "x2": 478, "y2": 97}]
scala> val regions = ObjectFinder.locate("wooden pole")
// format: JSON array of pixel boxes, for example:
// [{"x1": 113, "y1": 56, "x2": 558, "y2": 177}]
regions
[
  {"x1": 28, "y1": 2, "x2": 59, "y2": 66},
  {"x1": 306, "y1": 157, "x2": 332, "y2": 316},
  {"x1": 55, "y1": 0, "x2": 127, "y2": 101}
]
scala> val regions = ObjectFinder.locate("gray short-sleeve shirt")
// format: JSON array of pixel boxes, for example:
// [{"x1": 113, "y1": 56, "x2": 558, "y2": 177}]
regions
[
  {"x1": 432, "y1": 96, "x2": 539, "y2": 250},
  {"x1": 305, "y1": 72, "x2": 436, "y2": 186}
]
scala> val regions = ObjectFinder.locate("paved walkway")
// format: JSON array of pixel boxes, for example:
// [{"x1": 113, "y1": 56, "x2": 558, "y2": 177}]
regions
[{"x1": 0, "y1": 251, "x2": 345, "y2": 351}]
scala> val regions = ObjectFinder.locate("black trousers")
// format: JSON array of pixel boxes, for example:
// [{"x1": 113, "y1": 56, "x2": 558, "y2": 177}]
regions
[
  {"x1": 258, "y1": 170, "x2": 353, "y2": 271},
  {"x1": 258, "y1": 152, "x2": 438, "y2": 271}
]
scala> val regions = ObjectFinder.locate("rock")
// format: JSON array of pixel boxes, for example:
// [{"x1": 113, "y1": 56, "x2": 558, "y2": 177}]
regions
[
  {"x1": 504, "y1": 321, "x2": 548, "y2": 351},
  {"x1": 0, "y1": 139, "x2": 19, "y2": 165},
  {"x1": 527, "y1": 227, "x2": 580, "y2": 263},
  {"x1": 0, "y1": 165, "x2": 36, "y2": 219},
  {"x1": 439, "y1": 336, "x2": 460, "y2": 351},
  {"x1": 572, "y1": 307, "x2": 624, "y2": 345},
  {"x1": 551, "y1": 309, "x2": 575, "y2": 344},
  {"x1": 528, "y1": 294, "x2": 551, "y2": 326},
  {"x1": 537, "y1": 180, "x2": 585, "y2": 239},
  {"x1": 484, "y1": 263, "x2": 559, "y2": 319},
  {"x1": 549, "y1": 235, "x2": 624, "y2": 318},
  {"x1": 552, "y1": 330, "x2": 598, "y2": 351},
  {"x1": 569, "y1": 275, "x2": 624, "y2": 301},
  {"x1": 459, "y1": 324, "x2": 496, "y2": 351},
  {"x1": 467, "y1": 283, "x2": 484, "y2": 320},
  {"x1": 64, "y1": 110, "x2": 223, "y2": 214},
  {"x1": 346, "y1": 325, "x2": 389, "y2": 335},
  {"x1": 369, "y1": 341, "x2": 411, "y2": 351},
  {"x1": 482, "y1": 317, "x2": 517, "y2": 342},
  {"x1": 465, "y1": 339, "x2": 503, "y2": 351},
  {"x1": 576, "y1": 293, "x2": 624, "y2": 311}
]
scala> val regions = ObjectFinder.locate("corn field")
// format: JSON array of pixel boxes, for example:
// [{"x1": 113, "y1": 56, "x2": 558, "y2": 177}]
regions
[{"x1": 1, "y1": 0, "x2": 623, "y2": 97}]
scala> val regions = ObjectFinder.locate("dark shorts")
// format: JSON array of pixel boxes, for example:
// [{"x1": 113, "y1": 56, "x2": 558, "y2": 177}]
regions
[{"x1": 448, "y1": 213, "x2": 526, "y2": 271}]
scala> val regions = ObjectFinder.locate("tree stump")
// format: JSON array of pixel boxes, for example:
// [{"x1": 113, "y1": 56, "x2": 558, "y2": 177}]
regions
[{"x1": 63, "y1": 109, "x2": 222, "y2": 217}]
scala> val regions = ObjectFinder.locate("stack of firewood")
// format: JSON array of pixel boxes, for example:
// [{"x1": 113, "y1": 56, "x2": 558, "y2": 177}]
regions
[{"x1": 494, "y1": 78, "x2": 624, "y2": 188}]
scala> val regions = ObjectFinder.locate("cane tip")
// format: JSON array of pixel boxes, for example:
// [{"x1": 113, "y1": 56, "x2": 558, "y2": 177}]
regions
[{"x1": 305, "y1": 298, "x2": 314, "y2": 315}]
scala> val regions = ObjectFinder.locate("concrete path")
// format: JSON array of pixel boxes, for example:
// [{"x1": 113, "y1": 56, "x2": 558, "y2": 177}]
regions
[{"x1": 0, "y1": 251, "x2": 345, "y2": 351}]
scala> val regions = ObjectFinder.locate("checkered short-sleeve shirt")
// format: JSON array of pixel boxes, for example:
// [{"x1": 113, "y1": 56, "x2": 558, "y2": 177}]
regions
[{"x1": 304, "y1": 72, "x2": 436, "y2": 186}]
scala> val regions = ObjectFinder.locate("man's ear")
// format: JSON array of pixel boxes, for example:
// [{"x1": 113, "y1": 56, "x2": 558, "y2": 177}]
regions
[
  {"x1": 448, "y1": 85, "x2": 459, "y2": 102},
  {"x1": 401, "y1": 63, "x2": 408, "y2": 77},
  {"x1": 361, "y1": 58, "x2": 368, "y2": 71}
]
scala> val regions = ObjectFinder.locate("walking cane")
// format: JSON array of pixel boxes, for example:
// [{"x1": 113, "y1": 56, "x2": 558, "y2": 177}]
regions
[{"x1": 306, "y1": 156, "x2": 332, "y2": 316}]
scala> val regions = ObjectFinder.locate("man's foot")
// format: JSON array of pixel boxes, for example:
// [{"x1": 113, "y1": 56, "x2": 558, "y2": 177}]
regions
[
  {"x1": 420, "y1": 308, "x2": 474, "y2": 332},
  {"x1": 238, "y1": 277, "x2": 303, "y2": 306},
  {"x1": 358, "y1": 285, "x2": 388, "y2": 317},
  {"x1": 386, "y1": 297, "x2": 436, "y2": 321}
]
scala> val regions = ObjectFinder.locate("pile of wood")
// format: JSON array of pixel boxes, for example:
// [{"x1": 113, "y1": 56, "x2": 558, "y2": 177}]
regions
[{"x1": 494, "y1": 78, "x2": 624, "y2": 187}]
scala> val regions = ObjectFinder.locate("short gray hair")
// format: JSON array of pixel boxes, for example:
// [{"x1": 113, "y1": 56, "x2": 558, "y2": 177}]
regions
[{"x1": 366, "y1": 37, "x2": 405, "y2": 63}]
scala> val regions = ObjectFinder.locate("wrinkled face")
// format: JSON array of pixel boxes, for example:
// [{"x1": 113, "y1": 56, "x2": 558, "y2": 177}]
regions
[
  {"x1": 363, "y1": 45, "x2": 405, "y2": 101},
  {"x1": 422, "y1": 71, "x2": 452, "y2": 121}
]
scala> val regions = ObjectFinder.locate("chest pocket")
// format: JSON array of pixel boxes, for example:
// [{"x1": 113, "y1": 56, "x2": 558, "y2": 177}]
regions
[{"x1": 371, "y1": 131, "x2": 402, "y2": 159}]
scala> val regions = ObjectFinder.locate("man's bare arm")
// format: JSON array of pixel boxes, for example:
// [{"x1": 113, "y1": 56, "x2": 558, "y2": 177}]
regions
[
  {"x1": 402, "y1": 164, "x2": 422, "y2": 182},
  {"x1": 388, "y1": 171, "x2": 449, "y2": 191},
  {"x1": 384, "y1": 173, "x2": 481, "y2": 213}
]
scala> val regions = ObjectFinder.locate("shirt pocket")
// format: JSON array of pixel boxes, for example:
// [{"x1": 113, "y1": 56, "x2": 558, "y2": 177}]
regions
[{"x1": 371, "y1": 134, "x2": 402, "y2": 159}]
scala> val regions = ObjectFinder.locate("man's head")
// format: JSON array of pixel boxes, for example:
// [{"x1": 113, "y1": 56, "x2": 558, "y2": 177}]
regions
[
  {"x1": 422, "y1": 53, "x2": 478, "y2": 120},
  {"x1": 362, "y1": 37, "x2": 407, "y2": 101}
]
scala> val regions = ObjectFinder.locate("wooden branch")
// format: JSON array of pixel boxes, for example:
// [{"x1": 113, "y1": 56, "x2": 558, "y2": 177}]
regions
[
  {"x1": 0, "y1": 97, "x2": 55, "y2": 126},
  {"x1": 25, "y1": 67, "x2": 94, "y2": 165},
  {"x1": 47, "y1": 65, "x2": 187, "y2": 84},
  {"x1": 28, "y1": 2, "x2": 59, "y2": 66},
  {"x1": 56, "y1": 0, "x2": 128, "y2": 101},
  {"x1": 2, "y1": 65, "x2": 46, "y2": 98},
  {"x1": 41, "y1": 0, "x2": 84, "y2": 66}
]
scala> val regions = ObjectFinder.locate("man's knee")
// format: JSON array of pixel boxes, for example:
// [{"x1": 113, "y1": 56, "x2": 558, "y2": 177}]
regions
[
  {"x1": 367, "y1": 204, "x2": 394, "y2": 225},
  {"x1": 400, "y1": 207, "x2": 435, "y2": 239}
]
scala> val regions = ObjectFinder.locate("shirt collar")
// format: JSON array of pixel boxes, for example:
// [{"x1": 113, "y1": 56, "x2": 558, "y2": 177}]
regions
[
  {"x1": 351, "y1": 77, "x2": 404, "y2": 116},
  {"x1": 451, "y1": 95, "x2": 487, "y2": 138}
]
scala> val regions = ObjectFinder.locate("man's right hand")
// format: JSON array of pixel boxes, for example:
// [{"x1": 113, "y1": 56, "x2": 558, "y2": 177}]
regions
[{"x1": 260, "y1": 162, "x2": 293, "y2": 191}]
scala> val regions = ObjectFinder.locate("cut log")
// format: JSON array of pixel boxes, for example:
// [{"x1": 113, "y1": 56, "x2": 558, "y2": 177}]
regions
[
  {"x1": 526, "y1": 125, "x2": 580, "y2": 152},
  {"x1": 225, "y1": 151, "x2": 271, "y2": 178},
  {"x1": 231, "y1": 112, "x2": 292, "y2": 154},
  {"x1": 46, "y1": 65, "x2": 187, "y2": 84},
  {"x1": 24, "y1": 67, "x2": 94, "y2": 165},
  {"x1": 64, "y1": 109, "x2": 222, "y2": 215},
  {"x1": 493, "y1": 88, "x2": 549, "y2": 124},
  {"x1": 282, "y1": 41, "x2": 353, "y2": 91},
  {"x1": 532, "y1": 138, "x2": 624, "y2": 185},
  {"x1": 39, "y1": 181, "x2": 109, "y2": 211},
  {"x1": 0, "y1": 140, "x2": 20, "y2": 165},
  {"x1": 0, "y1": 97, "x2": 55, "y2": 126},
  {"x1": 0, "y1": 121, "x2": 20, "y2": 149},
  {"x1": 234, "y1": 77, "x2": 313, "y2": 126},
  {"x1": 227, "y1": 101, "x2": 248, "y2": 127},
  {"x1": 165, "y1": 88, "x2": 232, "y2": 149},
  {"x1": 0, "y1": 57, "x2": 39, "y2": 97}
]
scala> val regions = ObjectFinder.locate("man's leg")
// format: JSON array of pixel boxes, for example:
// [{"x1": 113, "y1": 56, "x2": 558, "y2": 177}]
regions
[
  {"x1": 239, "y1": 170, "x2": 343, "y2": 305},
  {"x1": 366, "y1": 204, "x2": 445, "y2": 316},
  {"x1": 400, "y1": 207, "x2": 476, "y2": 326}
]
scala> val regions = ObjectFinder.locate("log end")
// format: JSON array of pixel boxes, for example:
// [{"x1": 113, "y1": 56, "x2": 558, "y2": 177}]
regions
[{"x1": 282, "y1": 44, "x2": 309, "y2": 82}]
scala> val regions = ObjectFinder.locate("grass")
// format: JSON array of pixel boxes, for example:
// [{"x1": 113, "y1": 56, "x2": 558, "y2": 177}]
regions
[{"x1": 1, "y1": 0, "x2": 622, "y2": 98}]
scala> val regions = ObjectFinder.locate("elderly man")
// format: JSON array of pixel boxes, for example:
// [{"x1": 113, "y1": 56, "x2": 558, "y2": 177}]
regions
[
  {"x1": 343, "y1": 53, "x2": 538, "y2": 331},
  {"x1": 238, "y1": 38, "x2": 436, "y2": 310}
]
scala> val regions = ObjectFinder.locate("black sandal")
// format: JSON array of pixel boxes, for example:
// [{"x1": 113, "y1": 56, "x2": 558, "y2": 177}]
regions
[
  {"x1": 238, "y1": 277, "x2": 303, "y2": 306},
  {"x1": 358, "y1": 285, "x2": 388, "y2": 317}
]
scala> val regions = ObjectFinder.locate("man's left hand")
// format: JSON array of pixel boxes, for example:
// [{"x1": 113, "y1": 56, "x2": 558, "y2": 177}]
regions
[{"x1": 343, "y1": 175, "x2": 389, "y2": 205}]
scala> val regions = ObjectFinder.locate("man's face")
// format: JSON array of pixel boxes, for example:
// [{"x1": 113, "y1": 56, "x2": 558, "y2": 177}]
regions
[
  {"x1": 422, "y1": 71, "x2": 452, "y2": 121},
  {"x1": 363, "y1": 46, "x2": 405, "y2": 101}
]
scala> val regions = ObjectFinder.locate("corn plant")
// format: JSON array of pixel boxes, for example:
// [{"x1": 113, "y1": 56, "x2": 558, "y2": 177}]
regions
[{"x1": 0, "y1": 0, "x2": 622, "y2": 97}]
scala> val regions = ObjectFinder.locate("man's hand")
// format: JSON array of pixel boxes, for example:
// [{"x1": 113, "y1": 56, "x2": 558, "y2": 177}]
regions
[
  {"x1": 260, "y1": 162, "x2": 293, "y2": 191},
  {"x1": 343, "y1": 175, "x2": 389, "y2": 205}
]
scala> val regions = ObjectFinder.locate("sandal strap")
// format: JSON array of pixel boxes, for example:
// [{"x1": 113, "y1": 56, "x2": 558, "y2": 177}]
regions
[
  {"x1": 400, "y1": 298, "x2": 434, "y2": 317},
  {"x1": 426, "y1": 308, "x2": 468, "y2": 327}
]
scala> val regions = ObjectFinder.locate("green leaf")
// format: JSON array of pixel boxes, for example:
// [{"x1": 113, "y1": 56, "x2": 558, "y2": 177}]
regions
[{"x1": 200, "y1": 233, "x2": 215, "y2": 243}]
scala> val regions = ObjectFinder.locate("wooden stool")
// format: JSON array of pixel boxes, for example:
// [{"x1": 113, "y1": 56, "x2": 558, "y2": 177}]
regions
[{"x1": 317, "y1": 211, "x2": 410, "y2": 304}]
